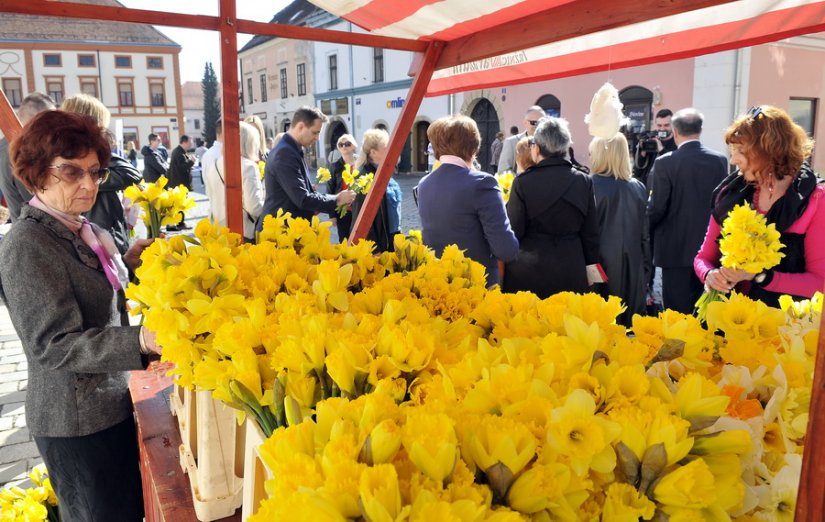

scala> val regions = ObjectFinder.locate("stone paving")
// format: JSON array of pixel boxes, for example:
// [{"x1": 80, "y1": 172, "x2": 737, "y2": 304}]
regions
[{"x1": 0, "y1": 173, "x2": 425, "y2": 488}]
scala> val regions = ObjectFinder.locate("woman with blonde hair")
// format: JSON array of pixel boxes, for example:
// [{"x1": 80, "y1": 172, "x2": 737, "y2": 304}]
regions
[
  {"x1": 61, "y1": 93, "x2": 141, "y2": 255},
  {"x1": 589, "y1": 133, "x2": 650, "y2": 325},
  {"x1": 351, "y1": 128, "x2": 402, "y2": 252},
  {"x1": 244, "y1": 114, "x2": 268, "y2": 160},
  {"x1": 203, "y1": 121, "x2": 264, "y2": 242},
  {"x1": 696, "y1": 105, "x2": 823, "y2": 306},
  {"x1": 514, "y1": 136, "x2": 536, "y2": 174}
]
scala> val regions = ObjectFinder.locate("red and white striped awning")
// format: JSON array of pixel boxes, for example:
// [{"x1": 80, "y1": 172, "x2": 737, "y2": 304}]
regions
[{"x1": 310, "y1": 0, "x2": 825, "y2": 96}]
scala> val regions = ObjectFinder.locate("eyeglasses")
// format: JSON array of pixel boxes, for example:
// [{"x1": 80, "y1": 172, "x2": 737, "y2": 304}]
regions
[
  {"x1": 748, "y1": 106, "x2": 764, "y2": 120},
  {"x1": 527, "y1": 120, "x2": 540, "y2": 126},
  {"x1": 48, "y1": 164, "x2": 110, "y2": 185},
  {"x1": 338, "y1": 141, "x2": 352, "y2": 148}
]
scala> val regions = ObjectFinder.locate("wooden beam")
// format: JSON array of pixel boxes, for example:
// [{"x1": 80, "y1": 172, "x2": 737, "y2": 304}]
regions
[
  {"x1": 796, "y1": 298, "x2": 825, "y2": 520},
  {"x1": 0, "y1": 90, "x2": 22, "y2": 143},
  {"x1": 350, "y1": 42, "x2": 443, "y2": 243},
  {"x1": 0, "y1": 0, "x2": 220, "y2": 31},
  {"x1": 219, "y1": 0, "x2": 243, "y2": 236},
  {"x1": 0, "y1": 0, "x2": 427, "y2": 53},
  {"x1": 236, "y1": 20, "x2": 427, "y2": 53},
  {"x1": 436, "y1": 0, "x2": 737, "y2": 70}
]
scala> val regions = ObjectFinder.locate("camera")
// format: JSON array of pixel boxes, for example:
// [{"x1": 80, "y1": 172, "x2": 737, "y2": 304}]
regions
[{"x1": 637, "y1": 131, "x2": 669, "y2": 153}]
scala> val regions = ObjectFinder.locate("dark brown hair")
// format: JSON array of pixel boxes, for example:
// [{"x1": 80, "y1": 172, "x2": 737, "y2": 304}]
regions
[
  {"x1": 427, "y1": 115, "x2": 480, "y2": 162},
  {"x1": 725, "y1": 105, "x2": 814, "y2": 181},
  {"x1": 10, "y1": 110, "x2": 110, "y2": 192}
]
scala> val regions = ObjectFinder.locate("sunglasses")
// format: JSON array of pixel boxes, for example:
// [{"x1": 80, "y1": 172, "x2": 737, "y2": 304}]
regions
[
  {"x1": 527, "y1": 120, "x2": 540, "y2": 126},
  {"x1": 747, "y1": 106, "x2": 764, "y2": 120},
  {"x1": 338, "y1": 141, "x2": 353, "y2": 148},
  {"x1": 48, "y1": 163, "x2": 110, "y2": 185}
]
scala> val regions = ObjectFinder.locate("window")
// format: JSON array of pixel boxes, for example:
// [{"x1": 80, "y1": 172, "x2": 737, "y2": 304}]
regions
[
  {"x1": 373, "y1": 48, "x2": 384, "y2": 83},
  {"x1": 328, "y1": 54, "x2": 338, "y2": 91},
  {"x1": 150, "y1": 82, "x2": 165, "y2": 107},
  {"x1": 43, "y1": 53, "x2": 61, "y2": 66},
  {"x1": 1, "y1": 78, "x2": 22, "y2": 108},
  {"x1": 789, "y1": 98, "x2": 818, "y2": 138},
  {"x1": 194, "y1": 119, "x2": 200, "y2": 130},
  {"x1": 78, "y1": 54, "x2": 95, "y2": 67},
  {"x1": 297, "y1": 63, "x2": 306, "y2": 96},
  {"x1": 279, "y1": 68, "x2": 287, "y2": 99},
  {"x1": 80, "y1": 79, "x2": 98, "y2": 97},
  {"x1": 118, "y1": 81, "x2": 134, "y2": 107},
  {"x1": 115, "y1": 55, "x2": 132, "y2": 68},
  {"x1": 260, "y1": 73, "x2": 268, "y2": 102},
  {"x1": 246, "y1": 77, "x2": 253, "y2": 104},
  {"x1": 147, "y1": 56, "x2": 163, "y2": 69},
  {"x1": 45, "y1": 78, "x2": 64, "y2": 104}
]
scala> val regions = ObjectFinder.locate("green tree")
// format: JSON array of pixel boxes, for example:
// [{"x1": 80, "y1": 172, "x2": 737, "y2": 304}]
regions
[{"x1": 202, "y1": 62, "x2": 221, "y2": 146}]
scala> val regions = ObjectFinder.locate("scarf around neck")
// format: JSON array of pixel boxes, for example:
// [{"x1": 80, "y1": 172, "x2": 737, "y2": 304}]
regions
[{"x1": 29, "y1": 195, "x2": 126, "y2": 290}]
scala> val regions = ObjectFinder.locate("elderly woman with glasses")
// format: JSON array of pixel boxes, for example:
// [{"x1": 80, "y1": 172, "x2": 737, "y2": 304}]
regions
[
  {"x1": 328, "y1": 134, "x2": 359, "y2": 241},
  {"x1": 502, "y1": 117, "x2": 600, "y2": 298},
  {"x1": 695, "y1": 105, "x2": 824, "y2": 306},
  {"x1": 0, "y1": 110, "x2": 159, "y2": 521}
]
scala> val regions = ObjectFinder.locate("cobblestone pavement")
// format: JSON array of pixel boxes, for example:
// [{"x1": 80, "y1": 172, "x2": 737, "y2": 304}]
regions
[{"x1": 0, "y1": 174, "x2": 424, "y2": 488}]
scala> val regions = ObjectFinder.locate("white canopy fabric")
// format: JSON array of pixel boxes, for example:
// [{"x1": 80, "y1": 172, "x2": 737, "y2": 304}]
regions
[{"x1": 309, "y1": 0, "x2": 825, "y2": 95}]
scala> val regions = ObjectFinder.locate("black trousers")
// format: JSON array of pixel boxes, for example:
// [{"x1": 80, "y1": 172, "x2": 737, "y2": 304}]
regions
[
  {"x1": 336, "y1": 212, "x2": 353, "y2": 243},
  {"x1": 661, "y1": 266, "x2": 704, "y2": 315},
  {"x1": 34, "y1": 416, "x2": 144, "y2": 522}
]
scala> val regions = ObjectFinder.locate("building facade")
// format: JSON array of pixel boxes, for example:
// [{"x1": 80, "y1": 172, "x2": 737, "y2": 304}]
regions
[
  {"x1": 456, "y1": 32, "x2": 825, "y2": 172},
  {"x1": 238, "y1": 0, "x2": 320, "y2": 141},
  {"x1": 181, "y1": 80, "x2": 203, "y2": 143},
  {"x1": 0, "y1": 0, "x2": 184, "y2": 151}
]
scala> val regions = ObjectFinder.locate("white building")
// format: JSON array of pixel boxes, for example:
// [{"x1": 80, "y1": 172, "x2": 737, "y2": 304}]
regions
[
  {"x1": 311, "y1": 17, "x2": 451, "y2": 172},
  {"x1": 0, "y1": 0, "x2": 184, "y2": 151},
  {"x1": 181, "y1": 81, "x2": 203, "y2": 143}
]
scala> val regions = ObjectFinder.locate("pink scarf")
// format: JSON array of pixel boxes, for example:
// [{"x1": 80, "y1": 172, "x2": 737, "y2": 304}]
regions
[{"x1": 29, "y1": 195, "x2": 124, "y2": 290}]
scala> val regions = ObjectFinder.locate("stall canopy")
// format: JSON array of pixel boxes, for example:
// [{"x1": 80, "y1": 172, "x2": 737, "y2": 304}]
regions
[{"x1": 311, "y1": 0, "x2": 825, "y2": 95}]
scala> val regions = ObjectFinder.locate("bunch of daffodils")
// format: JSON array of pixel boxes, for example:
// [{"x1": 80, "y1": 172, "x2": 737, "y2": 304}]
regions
[
  {"x1": 128, "y1": 212, "x2": 818, "y2": 520},
  {"x1": 495, "y1": 170, "x2": 515, "y2": 203},
  {"x1": 122, "y1": 175, "x2": 196, "y2": 238},
  {"x1": 695, "y1": 203, "x2": 785, "y2": 321},
  {"x1": 316, "y1": 167, "x2": 331, "y2": 184},
  {"x1": 338, "y1": 164, "x2": 373, "y2": 217},
  {"x1": 0, "y1": 465, "x2": 60, "y2": 521}
]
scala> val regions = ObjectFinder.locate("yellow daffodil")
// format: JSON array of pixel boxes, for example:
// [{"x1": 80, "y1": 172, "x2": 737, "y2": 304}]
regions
[
  {"x1": 601, "y1": 483, "x2": 656, "y2": 521},
  {"x1": 653, "y1": 458, "x2": 717, "y2": 509},
  {"x1": 359, "y1": 464, "x2": 405, "y2": 522},
  {"x1": 402, "y1": 412, "x2": 458, "y2": 482}
]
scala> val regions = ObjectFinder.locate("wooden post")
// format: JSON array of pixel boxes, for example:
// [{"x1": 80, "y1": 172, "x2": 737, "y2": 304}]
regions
[
  {"x1": 349, "y1": 42, "x2": 443, "y2": 242},
  {"x1": 795, "y1": 302, "x2": 825, "y2": 519},
  {"x1": 218, "y1": 0, "x2": 243, "y2": 235},
  {"x1": 0, "y1": 89, "x2": 22, "y2": 143}
]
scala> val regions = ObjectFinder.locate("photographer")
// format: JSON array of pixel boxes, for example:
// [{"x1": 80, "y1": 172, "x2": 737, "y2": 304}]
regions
[{"x1": 633, "y1": 108, "x2": 676, "y2": 188}]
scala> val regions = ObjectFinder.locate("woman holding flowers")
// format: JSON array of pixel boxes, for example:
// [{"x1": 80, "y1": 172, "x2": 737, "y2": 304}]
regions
[
  {"x1": 0, "y1": 111, "x2": 160, "y2": 521},
  {"x1": 328, "y1": 133, "x2": 358, "y2": 241},
  {"x1": 351, "y1": 128, "x2": 402, "y2": 252},
  {"x1": 417, "y1": 115, "x2": 519, "y2": 286},
  {"x1": 695, "y1": 105, "x2": 825, "y2": 306}
]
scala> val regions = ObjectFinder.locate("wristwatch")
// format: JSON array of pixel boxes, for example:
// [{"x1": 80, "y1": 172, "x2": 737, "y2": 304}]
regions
[{"x1": 754, "y1": 271, "x2": 771, "y2": 285}]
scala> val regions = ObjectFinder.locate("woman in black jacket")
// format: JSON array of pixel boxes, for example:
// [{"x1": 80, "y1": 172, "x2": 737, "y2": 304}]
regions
[
  {"x1": 503, "y1": 117, "x2": 600, "y2": 298},
  {"x1": 327, "y1": 134, "x2": 358, "y2": 242}
]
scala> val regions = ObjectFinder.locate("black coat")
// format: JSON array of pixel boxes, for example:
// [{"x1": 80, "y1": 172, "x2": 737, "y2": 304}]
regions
[
  {"x1": 84, "y1": 155, "x2": 142, "y2": 255},
  {"x1": 350, "y1": 162, "x2": 393, "y2": 253},
  {"x1": 647, "y1": 141, "x2": 728, "y2": 268},
  {"x1": 168, "y1": 144, "x2": 195, "y2": 189},
  {"x1": 140, "y1": 145, "x2": 167, "y2": 183},
  {"x1": 591, "y1": 175, "x2": 651, "y2": 325},
  {"x1": 503, "y1": 157, "x2": 600, "y2": 298}
]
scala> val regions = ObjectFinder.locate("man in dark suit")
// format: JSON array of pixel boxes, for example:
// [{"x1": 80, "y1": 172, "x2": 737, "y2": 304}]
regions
[
  {"x1": 647, "y1": 108, "x2": 728, "y2": 314},
  {"x1": 256, "y1": 106, "x2": 355, "y2": 232},
  {"x1": 167, "y1": 134, "x2": 195, "y2": 231},
  {"x1": 141, "y1": 133, "x2": 168, "y2": 183}
]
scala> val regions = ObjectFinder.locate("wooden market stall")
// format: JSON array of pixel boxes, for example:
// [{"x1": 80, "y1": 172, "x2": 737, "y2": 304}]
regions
[{"x1": 2, "y1": 0, "x2": 825, "y2": 519}]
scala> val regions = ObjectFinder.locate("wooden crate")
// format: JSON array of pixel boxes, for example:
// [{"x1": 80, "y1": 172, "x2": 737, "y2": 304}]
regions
[
  {"x1": 176, "y1": 389, "x2": 245, "y2": 521},
  {"x1": 241, "y1": 421, "x2": 273, "y2": 521}
]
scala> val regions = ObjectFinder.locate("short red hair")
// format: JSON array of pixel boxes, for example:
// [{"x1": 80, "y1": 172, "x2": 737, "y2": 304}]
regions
[
  {"x1": 725, "y1": 105, "x2": 814, "y2": 181},
  {"x1": 10, "y1": 110, "x2": 110, "y2": 192}
]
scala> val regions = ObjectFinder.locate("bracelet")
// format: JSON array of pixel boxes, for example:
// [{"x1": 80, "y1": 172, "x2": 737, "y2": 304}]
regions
[{"x1": 138, "y1": 327, "x2": 150, "y2": 355}]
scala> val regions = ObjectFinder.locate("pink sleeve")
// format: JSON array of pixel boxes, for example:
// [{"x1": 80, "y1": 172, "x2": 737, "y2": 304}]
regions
[
  {"x1": 764, "y1": 187, "x2": 825, "y2": 297},
  {"x1": 694, "y1": 217, "x2": 722, "y2": 283}
]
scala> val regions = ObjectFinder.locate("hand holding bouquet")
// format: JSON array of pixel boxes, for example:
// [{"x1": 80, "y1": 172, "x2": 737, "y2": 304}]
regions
[
  {"x1": 123, "y1": 175, "x2": 196, "y2": 238},
  {"x1": 337, "y1": 164, "x2": 372, "y2": 218},
  {"x1": 695, "y1": 203, "x2": 784, "y2": 321}
]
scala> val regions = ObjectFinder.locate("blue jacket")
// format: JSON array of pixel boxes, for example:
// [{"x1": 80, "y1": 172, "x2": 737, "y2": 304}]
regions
[
  {"x1": 417, "y1": 163, "x2": 518, "y2": 286},
  {"x1": 257, "y1": 133, "x2": 336, "y2": 230}
]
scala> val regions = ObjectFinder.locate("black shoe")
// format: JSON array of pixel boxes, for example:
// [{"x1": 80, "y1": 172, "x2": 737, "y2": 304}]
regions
[
  {"x1": 166, "y1": 224, "x2": 180, "y2": 232},
  {"x1": 178, "y1": 222, "x2": 192, "y2": 230}
]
